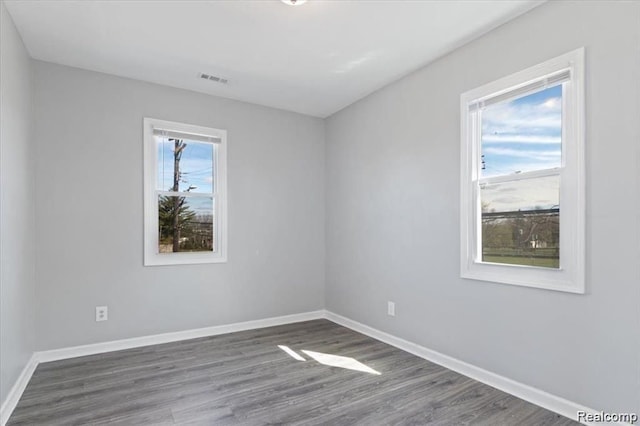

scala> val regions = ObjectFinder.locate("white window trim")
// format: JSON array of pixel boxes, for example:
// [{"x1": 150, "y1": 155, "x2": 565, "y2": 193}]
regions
[
  {"x1": 460, "y1": 48, "x2": 585, "y2": 293},
  {"x1": 143, "y1": 118, "x2": 228, "y2": 266}
]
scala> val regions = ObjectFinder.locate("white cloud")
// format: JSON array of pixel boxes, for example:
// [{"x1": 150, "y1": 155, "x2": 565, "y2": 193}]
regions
[
  {"x1": 483, "y1": 147, "x2": 561, "y2": 160},
  {"x1": 482, "y1": 135, "x2": 560, "y2": 144},
  {"x1": 482, "y1": 96, "x2": 562, "y2": 139},
  {"x1": 543, "y1": 97, "x2": 561, "y2": 110}
]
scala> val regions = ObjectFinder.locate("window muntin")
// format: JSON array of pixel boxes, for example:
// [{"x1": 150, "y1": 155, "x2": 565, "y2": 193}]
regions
[
  {"x1": 460, "y1": 48, "x2": 585, "y2": 293},
  {"x1": 144, "y1": 119, "x2": 227, "y2": 266}
]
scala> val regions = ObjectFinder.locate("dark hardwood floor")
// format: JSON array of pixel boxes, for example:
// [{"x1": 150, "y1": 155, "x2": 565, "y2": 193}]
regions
[{"x1": 8, "y1": 320, "x2": 577, "y2": 425}]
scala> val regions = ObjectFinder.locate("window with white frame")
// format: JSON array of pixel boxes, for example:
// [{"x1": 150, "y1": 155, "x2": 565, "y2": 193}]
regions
[
  {"x1": 143, "y1": 118, "x2": 227, "y2": 266},
  {"x1": 460, "y1": 48, "x2": 585, "y2": 293}
]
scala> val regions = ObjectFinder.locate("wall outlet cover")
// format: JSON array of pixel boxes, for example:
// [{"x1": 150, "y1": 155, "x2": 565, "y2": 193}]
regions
[
  {"x1": 96, "y1": 306, "x2": 108, "y2": 322},
  {"x1": 387, "y1": 301, "x2": 395, "y2": 316}
]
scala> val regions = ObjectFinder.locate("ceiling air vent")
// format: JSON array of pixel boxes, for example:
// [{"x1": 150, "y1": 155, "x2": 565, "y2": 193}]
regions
[{"x1": 199, "y1": 72, "x2": 228, "y2": 84}]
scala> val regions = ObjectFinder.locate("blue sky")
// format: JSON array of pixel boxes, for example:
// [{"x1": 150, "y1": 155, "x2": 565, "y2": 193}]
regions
[
  {"x1": 480, "y1": 85, "x2": 562, "y2": 213},
  {"x1": 481, "y1": 85, "x2": 562, "y2": 178},
  {"x1": 156, "y1": 137, "x2": 215, "y2": 215},
  {"x1": 157, "y1": 138, "x2": 215, "y2": 193}
]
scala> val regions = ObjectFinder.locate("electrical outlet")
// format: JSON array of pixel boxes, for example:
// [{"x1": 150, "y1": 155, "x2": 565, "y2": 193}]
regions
[
  {"x1": 387, "y1": 301, "x2": 395, "y2": 316},
  {"x1": 95, "y1": 306, "x2": 108, "y2": 322}
]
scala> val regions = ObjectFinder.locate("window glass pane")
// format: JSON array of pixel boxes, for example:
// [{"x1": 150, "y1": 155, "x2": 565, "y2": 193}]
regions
[
  {"x1": 156, "y1": 136, "x2": 214, "y2": 193},
  {"x1": 481, "y1": 85, "x2": 562, "y2": 178},
  {"x1": 480, "y1": 175, "x2": 559, "y2": 268},
  {"x1": 158, "y1": 196, "x2": 215, "y2": 253}
]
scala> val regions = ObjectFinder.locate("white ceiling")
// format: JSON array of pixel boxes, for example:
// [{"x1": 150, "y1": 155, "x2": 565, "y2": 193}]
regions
[{"x1": 5, "y1": 0, "x2": 543, "y2": 117}]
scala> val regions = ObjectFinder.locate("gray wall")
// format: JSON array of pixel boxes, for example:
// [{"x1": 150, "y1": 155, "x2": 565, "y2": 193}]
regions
[
  {"x1": 33, "y1": 62, "x2": 325, "y2": 350},
  {"x1": 0, "y1": 2, "x2": 37, "y2": 403},
  {"x1": 4, "y1": 0, "x2": 639, "y2": 416},
  {"x1": 326, "y1": 0, "x2": 639, "y2": 414}
]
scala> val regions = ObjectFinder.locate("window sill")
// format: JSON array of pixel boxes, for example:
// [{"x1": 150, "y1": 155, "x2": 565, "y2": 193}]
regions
[
  {"x1": 461, "y1": 261, "x2": 584, "y2": 294},
  {"x1": 144, "y1": 252, "x2": 227, "y2": 267}
]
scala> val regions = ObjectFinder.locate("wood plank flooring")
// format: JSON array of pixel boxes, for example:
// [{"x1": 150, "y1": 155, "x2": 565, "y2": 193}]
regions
[{"x1": 8, "y1": 320, "x2": 578, "y2": 425}]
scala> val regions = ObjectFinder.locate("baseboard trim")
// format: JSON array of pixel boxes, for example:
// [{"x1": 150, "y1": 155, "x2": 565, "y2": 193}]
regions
[
  {"x1": 0, "y1": 354, "x2": 38, "y2": 426},
  {"x1": 0, "y1": 310, "x2": 324, "y2": 425},
  {"x1": 1, "y1": 310, "x2": 624, "y2": 426},
  {"x1": 324, "y1": 310, "x2": 620, "y2": 426},
  {"x1": 38, "y1": 310, "x2": 325, "y2": 363}
]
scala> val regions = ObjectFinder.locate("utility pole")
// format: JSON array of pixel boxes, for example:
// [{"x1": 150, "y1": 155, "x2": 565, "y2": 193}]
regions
[{"x1": 171, "y1": 138, "x2": 186, "y2": 252}]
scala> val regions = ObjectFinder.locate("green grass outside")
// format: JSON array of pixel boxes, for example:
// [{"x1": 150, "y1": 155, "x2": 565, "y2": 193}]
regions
[{"x1": 482, "y1": 255, "x2": 559, "y2": 269}]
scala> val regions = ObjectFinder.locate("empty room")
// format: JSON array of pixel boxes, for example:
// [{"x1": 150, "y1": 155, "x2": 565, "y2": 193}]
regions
[{"x1": 1, "y1": 0, "x2": 638, "y2": 424}]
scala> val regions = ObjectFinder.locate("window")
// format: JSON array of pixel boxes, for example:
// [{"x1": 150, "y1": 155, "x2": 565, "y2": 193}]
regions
[
  {"x1": 143, "y1": 118, "x2": 227, "y2": 266},
  {"x1": 460, "y1": 48, "x2": 585, "y2": 293}
]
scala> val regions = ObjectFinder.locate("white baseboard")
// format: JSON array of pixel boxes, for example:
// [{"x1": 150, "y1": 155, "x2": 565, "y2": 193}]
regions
[
  {"x1": 1, "y1": 309, "x2": 625, "y2": 426},
  {"x1": 0, "y1": 354, "x2": 38, "y2": 426},
  {"x1": 37, "y1": 310, "x2": 325, "y2": 363},
  {"x1": 324, "y1": 310, "x2": 624, "y2": 426},
  {"x1": 0, "y1": 310, "x2": 324, "y2": 425}
]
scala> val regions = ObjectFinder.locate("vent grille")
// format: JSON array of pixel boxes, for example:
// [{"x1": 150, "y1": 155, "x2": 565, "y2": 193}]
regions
[{"x1": 199, "y1": 73, "x2": 228, "y2": 84}]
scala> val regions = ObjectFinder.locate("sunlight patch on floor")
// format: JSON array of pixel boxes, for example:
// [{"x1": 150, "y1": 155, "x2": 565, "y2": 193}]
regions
[
  {"x1": 278, "y1": 345, "x2": 306, "y2": 361},
  {"x1": 301, "y1": 349, "x2": 381, "y2": 375}
]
